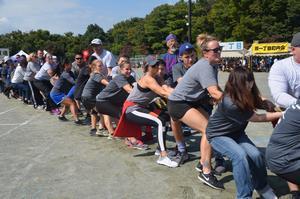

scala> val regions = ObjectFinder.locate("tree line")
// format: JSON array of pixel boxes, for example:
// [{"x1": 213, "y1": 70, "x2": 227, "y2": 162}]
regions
[{"x1": 0, "y1": 0, "x2": 299, "y2": 59}]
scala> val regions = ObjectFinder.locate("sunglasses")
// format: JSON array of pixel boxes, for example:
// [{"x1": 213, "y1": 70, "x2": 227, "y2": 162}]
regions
[
  {"x1": 75, "y1": 57, "x2": 83, "y2": 60},
  {"x1": 205, "y1": 46, "x2": 223, "y2": 53}
]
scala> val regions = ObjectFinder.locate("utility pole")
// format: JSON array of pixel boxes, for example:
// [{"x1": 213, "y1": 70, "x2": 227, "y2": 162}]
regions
[{"x1": 187, "y1": 0, "x2": 192, "y2": 43}]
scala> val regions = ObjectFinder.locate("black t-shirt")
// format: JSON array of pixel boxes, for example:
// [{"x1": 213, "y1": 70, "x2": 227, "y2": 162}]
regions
[
  {"x1": 96, "y1": 74, "x2": 135, "y2": 106},
  {"x1": 266, "y1": 101, "x2": 300, "y2": 174},
  {"x1": 206, "y1": 95, "x2": 254, "y2": 141}
]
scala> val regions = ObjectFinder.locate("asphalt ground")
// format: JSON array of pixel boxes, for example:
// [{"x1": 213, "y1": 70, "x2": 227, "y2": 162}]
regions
[{"x1": 0, "y1": 72, "x2": 292, "y2": 199}]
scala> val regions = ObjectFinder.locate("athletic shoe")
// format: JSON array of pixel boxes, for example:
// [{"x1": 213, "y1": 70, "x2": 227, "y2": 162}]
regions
[
  {"x1": 195, "y1": 162, "x2": 203, "y2": 172},
  {"x1": 89, "y1": 128, "x2": 97, "y2": 136},
  {"x1": 157, "y1": 156, "x2": 178, "y2": 168},
  {"x1": 74, "y1": 120, "x2": 84, "y2": 125},
  {"x1": 214, "y1": 158, "x2": 226, "y2": 176},
  {"x1": 198, "y1": 172, "x2": 225, "y2": 190},
  {"x1": 96, "y1": 129, "x2": 110, "y2": 137},
  {"x1": 50, "y1": 108, "x2": 61, "y2": 115},
  {"x1": 125, "y1": 138, "x2": 149, "y2": 150},
  {"x1": 173, "y1": 151, "x2": 189, "y2": 165},
  {"x1": 58, "y1": 115, "x2": 68, "y2": 121}
]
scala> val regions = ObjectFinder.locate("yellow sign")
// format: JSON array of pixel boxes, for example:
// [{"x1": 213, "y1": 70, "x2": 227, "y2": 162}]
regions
[{"x1": 252, "y1": 43, "x2": 289, "y2": 54}]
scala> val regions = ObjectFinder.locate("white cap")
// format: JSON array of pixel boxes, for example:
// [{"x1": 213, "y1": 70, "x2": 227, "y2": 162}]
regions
[{"x1": 90, "y1": 38, "x2": 102, "y2": 45}]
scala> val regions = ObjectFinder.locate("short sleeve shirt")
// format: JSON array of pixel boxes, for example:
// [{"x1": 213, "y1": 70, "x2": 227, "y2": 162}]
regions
[
  {"x1": 172, "y1": 62, "x2": 188, "y2": 83},
  {"x1": 169, "y1": 58, "x2": 218, "y2": 102},
  {"x1": 206, "y1": 96, "x2": 254, "y2": 141},
  {"x1": 81, "y1": 73, "x2": 106, "y2": 99},
  {"x1": 266, "y1": 102, "x2": 300, "y2": 174},
  {"x1": 34, "y1": 62, "x2": 52, "y2": 81},
  {"x1": 96, "y1": 75, "x2": 135, "y2": 105}
]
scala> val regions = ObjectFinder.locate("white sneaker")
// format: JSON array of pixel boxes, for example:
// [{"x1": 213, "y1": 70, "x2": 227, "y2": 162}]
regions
[{"x1": 157, "y1": 156, "x2": 178, "y2": 168}]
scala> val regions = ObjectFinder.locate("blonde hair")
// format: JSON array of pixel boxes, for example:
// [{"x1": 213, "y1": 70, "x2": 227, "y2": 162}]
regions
[
  {"x1": 27, "y1": 53, "x2": 37, "y2": 62},
  {"x1": 90, "y1": 59, "x2": 103, "y2": 72},
  {"x1": 198, "y1": 34, "x2": 218, "y2": 52}
]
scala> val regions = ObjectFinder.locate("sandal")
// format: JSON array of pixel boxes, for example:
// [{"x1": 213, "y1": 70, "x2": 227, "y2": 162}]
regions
[{"x1": 125, "y1": 138, "x2": 149, "y2": 150}]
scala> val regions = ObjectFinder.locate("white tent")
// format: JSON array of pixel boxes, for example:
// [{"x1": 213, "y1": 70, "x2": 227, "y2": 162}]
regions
[{"x1": 10, "y1": 50, "x2": 29, "y2": 61}]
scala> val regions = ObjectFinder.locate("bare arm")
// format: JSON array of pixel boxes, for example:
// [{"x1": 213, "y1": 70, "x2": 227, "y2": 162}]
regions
[
  {"x1": 145, "y1": 76, "x2": 171, "y2": 98},
  {"x1": 123, "y1": 84, "x2": 133, "y2": 93},
  {"x1": 207, "y1": 85, "x2": 223, "y2": 101},
  {"x1": 100, "y1": 79, "x2": 109, "y2": 86},
  {"x1": 249, "y1": 111, "x2": 282, "y2": 122}
]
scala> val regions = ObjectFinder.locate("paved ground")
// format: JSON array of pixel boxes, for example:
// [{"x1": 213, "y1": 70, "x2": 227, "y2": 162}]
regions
[{"x1": 0, "y1": 72, "x2": 291, "y2": 199}]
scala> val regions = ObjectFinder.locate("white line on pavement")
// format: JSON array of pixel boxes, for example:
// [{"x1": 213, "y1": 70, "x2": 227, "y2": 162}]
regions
[
  {"x1": 0, "y1": 107, "x2": 17, "y2": 115},
  {"x1": 0, "y1": 116, "x2": 37, "y2": 139}
]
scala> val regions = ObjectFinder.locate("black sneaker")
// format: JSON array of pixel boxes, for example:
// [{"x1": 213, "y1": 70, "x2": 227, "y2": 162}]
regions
[
  {"x1": 195, "y1": 162, "x2": 203, "y2": 172},
  {"x1": 198, "y1": 172, "x2": 225, "y2": 190},
  {"x1": 74, "y1": 120, "x2": 84, "y2": 125},
  {"x1": 173, "y1": 151, "x2": 189, "y2": 165},
  {"x1": 58, "y1": 115, "x2": 68, "y2": 121},
  {"x1": 89, "y1": 128, "x2": 97, "y2": 136}
]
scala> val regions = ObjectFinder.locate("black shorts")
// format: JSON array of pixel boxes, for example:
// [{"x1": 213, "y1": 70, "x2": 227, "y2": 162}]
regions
[
  {"x1": 277, "y1": 169, "x2": 300, "y2": 185},
  {"x1": 95, "y1": 100, "x2": 122, "y2": 119},
  {"x1": 168, "y1": 100, "x2": 212, "y2": 121},
  {"x1": 81, "y1": 97, "x2": 96, "y2": 113}
]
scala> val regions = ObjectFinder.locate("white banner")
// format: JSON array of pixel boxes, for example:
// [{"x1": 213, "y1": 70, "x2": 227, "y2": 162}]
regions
[{"x1": 220, "y1": 41, "x2": 244, "y2": 51}]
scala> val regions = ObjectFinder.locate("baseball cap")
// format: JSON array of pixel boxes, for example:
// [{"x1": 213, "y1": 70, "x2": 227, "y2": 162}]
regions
[
  {"x1": 145, "y1": 55, "x2": 159, "y2": 66},
  {"x1": 165, "y1": 34, "x2": 177, "y2": 42},
  {"x1": 90, "y1": 38, "x2": 102, "y2": 45},
  {"x1": 291, "y1": 32, "x2": 300, "y2": 47},
  {"x1": 179, "y1": 42, "x2": 195, "y2": 56}
]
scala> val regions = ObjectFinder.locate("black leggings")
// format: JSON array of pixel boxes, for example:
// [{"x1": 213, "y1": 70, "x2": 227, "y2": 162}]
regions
[
  {"x1": 33, "y1": 80, "x2": 58, "y2": 110},
  {"x1": 95, "y1": 100, "x2": 122, "y2": 119},
  {"x1": 126, "y1": 107, "x2": 169, "y2": 151},
  {"x1": 28, "y1": 81, "x2": 44, "y2": 106},
  {"x1": 278, "y1": 169, "x2": 300, "y2": 185}
]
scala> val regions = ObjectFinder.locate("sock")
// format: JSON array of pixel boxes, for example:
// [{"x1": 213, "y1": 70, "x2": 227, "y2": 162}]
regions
[{"x1": 176, "y1": 141, "x2": 186, "y2": 153}]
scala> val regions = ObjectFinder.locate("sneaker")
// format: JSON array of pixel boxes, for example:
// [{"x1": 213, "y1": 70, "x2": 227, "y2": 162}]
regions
[
  {"x1": 58, "y1": 115, "x2": 68, "y2": 121},
  {"x1": 172, "y1": 151, "x2": 190, "y2": 165},
  {"x1": 74, "y1": 120, "x2": 84, "y2": 125},
  {"x1": 89, "y1": 128, "x2": 97, "y2": 136},
  {"x1": 50, "y1": 108, "x2": 61, "y2": 115},
  {"x1": 96, "y1": 129, "x2": 109, "y2": 137},
  {"x1": 157, "y1": 156, "x2": 178, "y2": 168},
  {"x1": 37, "y1": 105, "x2": 44, "y2": 110},
  {"x1": 214, "y1": 158, "x2": 226, "y2": 176},
  {"x1": 154, "y1": 148, "x2": 161, "y2": 156},
  {"x1": 198, "y1": 172, "x2": 225, "y2": 190},
  {"x1": 195, "y1": 162, "x2": 203, "y2": 172},
  {"x1": 125, "y1": 138, "x2": 149, "y2": 150}
]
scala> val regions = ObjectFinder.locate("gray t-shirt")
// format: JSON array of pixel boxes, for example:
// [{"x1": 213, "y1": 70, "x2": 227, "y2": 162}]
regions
[
  {"x1": 24, "y1": 61, "x2": 40, "y2": 81},
  {"x1": 169, "y1": 58, "x2": 218, "y2": 102},
  {"x1": 51, "y1": 71, "x2": 75, "y2": 94},
  {"x1": 266, "y1": 102, "x2": 300, "y2": 174},
  {"x1": 206, "y1": 96, "x2": 254, "y2": 141},
  {"x1": 96, "y1": 74, "x2": 135, "y2": 105},
  {"x1": 81, "y1": 73, "x2": 105, "y2": 99},
  {"x1": 34, "y1": 62, "x2": 52, "y2": 81},
  {"x1": 172, "y1": 62, "x2": 188, "y2": 83}
]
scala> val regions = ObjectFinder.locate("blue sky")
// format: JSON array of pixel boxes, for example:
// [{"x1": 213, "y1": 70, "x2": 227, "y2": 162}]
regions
[{"x1": 0, "y1": 0, "x2": 179, "y2": 35}]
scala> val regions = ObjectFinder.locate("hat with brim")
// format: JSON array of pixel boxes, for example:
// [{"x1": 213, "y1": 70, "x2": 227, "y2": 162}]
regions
[
  {"x1": 145, "y1": 55, "x2": 159, "y2": 66},
  {"x1": 90, "y1": 38, "x2": 102, "y2": 45}
]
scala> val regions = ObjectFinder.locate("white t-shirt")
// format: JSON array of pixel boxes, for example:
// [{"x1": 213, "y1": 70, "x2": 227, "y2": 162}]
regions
[
  {"x1": 268, "y1": 56, "x2": 300, "y2": 108},
  {"x1": 11, "y1": 65, "x2": 25, "y2": 83},
  {"x1": 92, "y1": 49, "x2": 117, "y2": 76}
]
